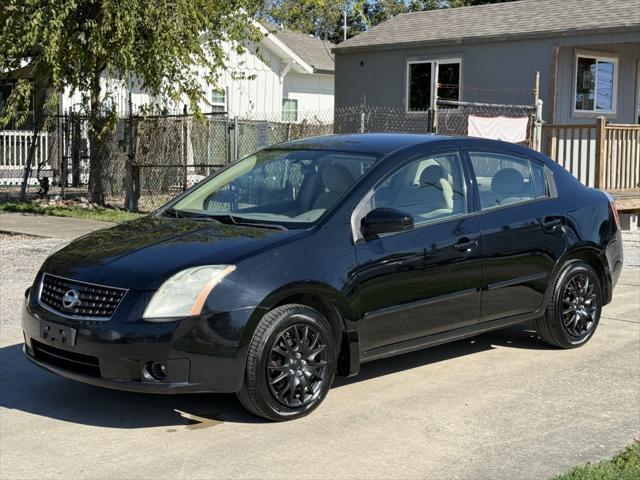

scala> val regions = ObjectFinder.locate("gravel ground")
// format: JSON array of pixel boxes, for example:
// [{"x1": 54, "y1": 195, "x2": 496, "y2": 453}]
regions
[
  {"x1": 0, "y1": 230, "x2": 637, "y2": 341},
  {"x1": 622, "y1": 231, "x2": 640, "y2": 269},
  {"x1": 0, "y1": 234, "x2": 62, "y2": 343}
]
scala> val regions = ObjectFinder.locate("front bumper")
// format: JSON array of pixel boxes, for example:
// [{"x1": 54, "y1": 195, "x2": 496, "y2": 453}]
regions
[{"x1": 22, "y1": 298, "x2": 261, "y2": 394}]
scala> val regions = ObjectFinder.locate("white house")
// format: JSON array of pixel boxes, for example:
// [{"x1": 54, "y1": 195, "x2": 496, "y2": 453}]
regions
[
  {"x1": 60, "y1": 22, "x2": 335, "y2": 121},
  {"x1": 0, "y1": 23, "x2": 335, "y2": 181}
]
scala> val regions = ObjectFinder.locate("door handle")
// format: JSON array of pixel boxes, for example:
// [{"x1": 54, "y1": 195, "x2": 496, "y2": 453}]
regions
[
  {"x1": 453, "y1": 238, "x2": 478, "y2": 252},
  {"x1": 542, "y1": 218, "x2": 562, "y2": 231}
]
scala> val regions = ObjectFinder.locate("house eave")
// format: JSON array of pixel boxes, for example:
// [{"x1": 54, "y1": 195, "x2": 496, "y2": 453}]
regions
[
  {"x1": 312, "y1": 68, "x2": 335, "y2": 75},
  {"x1": 332, "y1": 25, "x2": 640, "y2": 54},
  {"x1": 256, "y1": 22, "x2": 315, "y2": 74}
]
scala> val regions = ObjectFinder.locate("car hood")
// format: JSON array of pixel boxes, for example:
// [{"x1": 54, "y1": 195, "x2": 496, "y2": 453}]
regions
[{"x1": 41, "y1": 215, "x2": 299, "y2": 290}]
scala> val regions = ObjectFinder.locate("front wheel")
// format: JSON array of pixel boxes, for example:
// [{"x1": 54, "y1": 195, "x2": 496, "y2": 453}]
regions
[
  {"x1": 536, "y1": 261, "x2": 602, "y2": 348},
  {"x1": 237, "y1": 304, "x2": 336, "y2": 421}
]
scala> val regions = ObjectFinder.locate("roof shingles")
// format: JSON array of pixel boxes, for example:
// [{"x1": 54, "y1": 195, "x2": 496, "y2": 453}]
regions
[
  {"x1": 266, "y1": 25, "x2": 335, "y2": 73},
  {"x1": 334, "y1": 0, "x2": 640, "y2": 51}
]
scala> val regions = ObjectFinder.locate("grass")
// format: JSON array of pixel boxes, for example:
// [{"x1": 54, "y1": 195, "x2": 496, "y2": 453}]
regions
[
  {"x1": 0, "y1": 201, "x2": 144, "y2": 223},
  {"x1": 552, "y1": 441, "x2": 640, "y2": 480}
]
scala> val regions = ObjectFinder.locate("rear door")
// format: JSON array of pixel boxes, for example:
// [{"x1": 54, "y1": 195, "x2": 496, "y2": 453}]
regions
[
  {"x1": 353, "y1": 149, "x2": 482, "y2": 353},
  {"x1": 466, "y1": 149, "x2": 566, "y2": 322}
]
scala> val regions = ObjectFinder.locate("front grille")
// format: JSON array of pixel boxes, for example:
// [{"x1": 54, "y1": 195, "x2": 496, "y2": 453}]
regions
[
  {"x1": 32, "y1": 340, "x2": 101, "y2": 377},
  {"x1": 39, "y1": 273, "x2": 127, "y2": 320}
]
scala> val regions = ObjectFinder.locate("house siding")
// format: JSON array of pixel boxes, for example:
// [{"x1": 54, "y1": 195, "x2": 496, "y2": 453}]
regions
[
  {"x1": 283, "y1": 72, "x2": 334, "y2": 119},
  {"x1": 222, "y1": 44, "x2": 284, "y2": 118},
  {"x1": 335, "y1": 30, "x2": 640, "y2": 123},
  {"x1": 555, "y1": 41, "x2": 640, "y2": 124},
  {"x1": 59, "y1": 41, "x2": 335, "y2": 120}
]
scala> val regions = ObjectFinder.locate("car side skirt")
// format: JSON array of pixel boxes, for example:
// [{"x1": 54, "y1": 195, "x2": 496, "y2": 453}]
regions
[{"x1": 360, "y1": 310, "x2": 542, "y2": 363}]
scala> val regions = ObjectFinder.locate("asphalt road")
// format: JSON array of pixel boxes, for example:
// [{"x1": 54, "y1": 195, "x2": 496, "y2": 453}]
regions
[{"x1": 0, "y1": 233, "x2": 638, "y2": 480}]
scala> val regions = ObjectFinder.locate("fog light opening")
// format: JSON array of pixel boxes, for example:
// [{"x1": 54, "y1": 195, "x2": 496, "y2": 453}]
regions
[{"x1": 144, "y1": 361, "x2": 168, "y2": 381}]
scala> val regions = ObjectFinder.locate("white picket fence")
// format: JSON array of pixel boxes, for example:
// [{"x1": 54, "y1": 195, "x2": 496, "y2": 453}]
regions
[
  {"x1": 0, "y1": 130, "x2": 53, "y2": 186},
  {"x1": 0, "y1": 130, "x2": 51, "y2": 170}
]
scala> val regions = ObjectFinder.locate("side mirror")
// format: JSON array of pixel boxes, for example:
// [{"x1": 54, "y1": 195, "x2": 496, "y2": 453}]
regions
[{"x1": 361, "y1": 208, "x2": 414, "y2": 238}]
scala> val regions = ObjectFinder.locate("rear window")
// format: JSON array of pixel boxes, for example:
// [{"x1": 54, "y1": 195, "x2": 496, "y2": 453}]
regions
[{"x1": 468, "y1": 151, "x2": 549, "y2": 210}]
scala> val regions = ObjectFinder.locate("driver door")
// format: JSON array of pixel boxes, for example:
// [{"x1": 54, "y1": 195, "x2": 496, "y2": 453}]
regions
[{"x1": 353, "y1": 150, "x2": 482, "y2": 355}]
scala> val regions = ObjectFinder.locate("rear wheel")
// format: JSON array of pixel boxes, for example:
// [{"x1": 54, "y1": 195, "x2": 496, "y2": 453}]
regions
[
  {"x1": 536, "y1": 261, "x2": 602, "y2": 348},
  {"x1": 237, "y1": 304, "x2": 336, "y2": 421}
]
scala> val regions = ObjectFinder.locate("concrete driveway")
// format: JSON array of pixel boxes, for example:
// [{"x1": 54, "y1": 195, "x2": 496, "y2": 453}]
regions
[
  {"x1": 0, "y1": 234, "x2": 638, "y2": 480},
  {"x1": 0, "y1": 212, "x2": 114, "y2": 239}
]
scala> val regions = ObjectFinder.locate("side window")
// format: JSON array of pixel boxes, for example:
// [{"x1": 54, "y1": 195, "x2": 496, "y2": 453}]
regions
[
  {"x1": 468, "y1": 151, "x2": 548, "y2": 210},
  {"x1": 371, "y1": 151, "x2": 467, "y2": 226},
  {"x1": 529, "y1": 160, "x2": 549, "y2": 198}
]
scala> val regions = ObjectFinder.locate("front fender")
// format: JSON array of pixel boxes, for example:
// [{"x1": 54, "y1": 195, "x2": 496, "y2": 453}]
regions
[{"x1": 239, "y1": 281, "x2": 357, "y2": 343}]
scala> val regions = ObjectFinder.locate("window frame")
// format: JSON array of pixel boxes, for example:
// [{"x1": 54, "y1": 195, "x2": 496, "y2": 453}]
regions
[
  {"x1": 405, "y1": 58, "x2": 462, "y2": 113},
  {"x1": 572, "y1": 51, "x2": 618, "y2": 116},
  {"x1": 351, "y1": 148, "x2": 474, "y2": 243},
  {"x1": 463, "y1": 148, "x2": 556, "y2": 214},
  {"x1": 211, "y1": 88, "x2": 226, "y2": 113},
  {"x1": 282, "y1": 98, "x2": 298, "y2": 122}
]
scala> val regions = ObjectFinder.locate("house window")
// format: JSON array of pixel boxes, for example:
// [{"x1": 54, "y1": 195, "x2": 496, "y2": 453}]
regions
[
  {"x1": 438, "y1": 63, "x2": 461, "y2": 104},
  {"x1": 407, "y1": 60, "x2": 461, "y2": 112},
  {"x1": 574, "y1": 54, "x2": 617, "y2": 114},
  {"x1": 282, "y1": 98, "x2": 298, "y2": 122},
  {"x1": 408, "y1": 62, "x2": 432, "y2": 112},
  {"x1": 211, "y1": 88, "x2": 226, "y2": 113}
]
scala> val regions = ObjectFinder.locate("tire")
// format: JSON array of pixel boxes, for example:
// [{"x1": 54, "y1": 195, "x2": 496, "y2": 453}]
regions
[
  {"x1": 237, "y1": 304, "x2": 337, "y2": 421},
  {"x1": 536, "y1": 260, "x2": 602, "y2": 348}
]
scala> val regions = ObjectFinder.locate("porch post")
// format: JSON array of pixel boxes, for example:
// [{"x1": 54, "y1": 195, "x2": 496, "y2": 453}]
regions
[
  {"x1": 595, "y1": 116, "x2": 607, "y2": 189},
  {"x1": 533, "y1": 99, "x2": 543, "y2": 152}
]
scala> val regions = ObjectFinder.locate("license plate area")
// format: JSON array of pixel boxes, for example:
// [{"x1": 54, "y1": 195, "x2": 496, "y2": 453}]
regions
[{"x1": 40, "y1": 321, "x2": 77, "y2": 347}]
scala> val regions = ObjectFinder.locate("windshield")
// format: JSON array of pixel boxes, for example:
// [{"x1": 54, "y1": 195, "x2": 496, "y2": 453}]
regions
[{"x1": 169, "y1": 149, "x2": 381, "y2": 227}]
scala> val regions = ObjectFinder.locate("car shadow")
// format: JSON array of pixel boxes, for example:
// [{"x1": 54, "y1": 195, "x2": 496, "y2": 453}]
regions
[
  {"x1": 0, "y1": 343, "x2": 263, "y2": 429},
  {"x1": 0, "y1": 322, "x2": 550, "y2": 429},
  {"x1": 333, "y1": 321, "x2": 551, "y2": 388}
]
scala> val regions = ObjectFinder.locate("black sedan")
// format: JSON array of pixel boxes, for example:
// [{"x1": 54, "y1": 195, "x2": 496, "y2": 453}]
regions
[{"x1": 22, "y1": 134, "x2": 623, "y2": 421}]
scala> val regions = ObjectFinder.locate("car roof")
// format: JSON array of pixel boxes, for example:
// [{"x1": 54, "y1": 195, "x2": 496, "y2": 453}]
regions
[
  {"x1": 268, "y1": 133, "x2": 453, "y2": 155},
  {"x1": 265, "y1": 133, "x2": 559, "y2": 172}
]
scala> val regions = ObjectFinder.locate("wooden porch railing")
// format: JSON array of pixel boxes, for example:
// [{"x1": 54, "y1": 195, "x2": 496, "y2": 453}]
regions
[
  {"x1": 600, "y1": 123, "x2": 640, "y2": 190},
  {"x1": 543, "y1": 122, "x2": 596, "y2": 186},
  {"x1": 0, "y1": 130, "x2": 51, "y2": 170},
  {"x1": 542, "y1": 117, "x2": 640, "y2": 190}
]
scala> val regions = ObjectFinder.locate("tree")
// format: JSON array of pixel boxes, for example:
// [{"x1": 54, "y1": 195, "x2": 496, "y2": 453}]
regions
[
  {"x1": 264, "y1": 1, "x2": 368, "y2": 43},
  {"x1": 361, "y1": 0, "x2": 406, "y2": 30},
  {"x1": 446, "y1": 0, "x2": 513, "y2": 6},
  {"x1": 265, "y1": 0, "x2": 342, "y2": 41},
  {"x1": 0, "y1": 0, "x2": 263, "y2": 204},
  {"x1": 265, "y1": 0, "x2": 516, "y2": 42}
]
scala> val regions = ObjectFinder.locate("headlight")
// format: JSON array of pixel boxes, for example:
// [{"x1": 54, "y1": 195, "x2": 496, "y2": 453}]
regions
[{"x1": 142, "y1": 265, "x2": 235, "y2": 321}]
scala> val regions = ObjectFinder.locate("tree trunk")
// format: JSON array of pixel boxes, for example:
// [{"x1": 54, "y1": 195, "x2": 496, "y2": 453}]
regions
[
  {"x1": 19, "y1": 88, "x2": 47, "y2": 201},
  {"x1": 88, "y1": 68, "x2": 105, "y2": 205}
]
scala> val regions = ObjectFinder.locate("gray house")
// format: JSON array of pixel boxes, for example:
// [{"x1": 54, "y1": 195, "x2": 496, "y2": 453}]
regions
[{"x1": 333, "y1": 0, "x2": 640, "y2": 125}]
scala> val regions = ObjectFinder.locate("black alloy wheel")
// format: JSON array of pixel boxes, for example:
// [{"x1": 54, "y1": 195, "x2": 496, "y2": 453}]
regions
[
  {"x1": 536, "y1": 260, "x2": 602, "y2": 348},
  {"x1": 560, "y1": 272, "x2": 598, "y2": 338},
  {"x1": 267, "y1": 323, "x2": 329, "y2": 408},
  {"x1": 237, "y1": 304, "x2": 336, "y2": 421}
]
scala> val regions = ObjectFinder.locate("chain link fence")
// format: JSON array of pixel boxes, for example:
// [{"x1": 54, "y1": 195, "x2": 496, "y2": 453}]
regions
[
  {"x1": 1, "y1": 100, "x2": 539, "y2": 211},
  {"x1": 435, "y1": 100, "x2": 537, "y2": 146}
]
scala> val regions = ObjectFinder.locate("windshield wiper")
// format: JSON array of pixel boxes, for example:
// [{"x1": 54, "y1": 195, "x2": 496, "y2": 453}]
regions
[
  {"x1": 163, "y1": 207, "x2": 183, "y2": 218},
  {"x1": 200, "y1": 214, "x2": 287, "y2": 230},
  {"x1": 200, "y1": 214, "x2": 238, "y2": 225},
  {"x1": 164, "y1": 210, "x2": 286, "y2": 230},
  {"x1": 162, "y1": 209, "x2": 235, "y2": 223}
]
